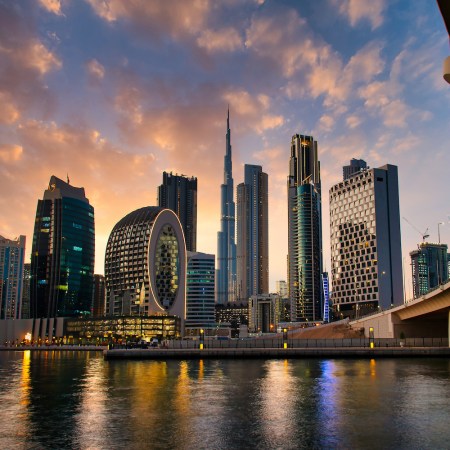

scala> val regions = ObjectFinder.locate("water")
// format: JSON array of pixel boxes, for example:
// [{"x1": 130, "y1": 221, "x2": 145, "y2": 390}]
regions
[{"x1": 1, "y1": 351, "x2": 449, "y2": 449}]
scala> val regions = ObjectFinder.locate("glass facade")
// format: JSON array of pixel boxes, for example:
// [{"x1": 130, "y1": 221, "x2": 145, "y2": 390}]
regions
[
  {"x1": 31, "y1": 177, "x2": 94, "y2": 320},
  {"x1": 65, "y1": 315, "x2": 181, "y2": 342},
  {"x1": 186, "y1": 252, "x2": 215, "y2": 328},
  {"x1": 288, "y1": 134, "x2": 323, "y2": 323},
  {"x1": 410, "y1": 243, "x2": 449, "y2": 298},
  {"x1": 0, "y1": 235, "x2": 25, "y2": 319},
  {"x1": 155, "y1": 224, "x2": 180, "y2": 309}
]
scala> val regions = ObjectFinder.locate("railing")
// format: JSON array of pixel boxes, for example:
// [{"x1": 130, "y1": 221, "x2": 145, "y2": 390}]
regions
[{"x1": 163, "y1": 337, "x2": 448, "y2": 350}]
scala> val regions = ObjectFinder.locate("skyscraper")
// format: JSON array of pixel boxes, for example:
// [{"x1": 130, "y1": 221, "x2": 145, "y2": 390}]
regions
[
  {"x1": 186, "y1": 251, "x2": 215, "y2": 329},
  {"x1": 288, "y1": 134, "x2": 323, "y2": 322},
  {"x1": 329, "y1": 163, "x2": 403, "y2": 318},
  {"x1": 217, "y1": 108, "x2": 236, "y2": 304},
  {"x1": 92, "y1": 274, "x2": 105, "y2": 317},
  {"x1": 31, "y1": 176, "x2": 95, "y2": 321},
  {"x1": 236, "y1": 164, "x2": 268, "y2": 302},
  {"x1": 410, "y1": 243, "x2": 449, "y2": 298},
  {"x1": 157, "y1": 172, "x2": 197, "y2": 252},
  {"x1": 343, "y1": 158, "x2": 367, "y2": 180},
  {"x1": 0, "y1": 235, "x2": 25, "y2": 319}
]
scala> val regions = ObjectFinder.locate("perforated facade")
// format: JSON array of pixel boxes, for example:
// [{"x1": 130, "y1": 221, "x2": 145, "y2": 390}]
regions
[{"x1": 329, "y1": 164, "x2": 403, "y2": 317}]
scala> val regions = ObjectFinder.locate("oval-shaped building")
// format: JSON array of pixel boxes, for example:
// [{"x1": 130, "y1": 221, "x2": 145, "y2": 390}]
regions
[{"x1": 105, "y1": 207, "x2": 186, "y2": 320}]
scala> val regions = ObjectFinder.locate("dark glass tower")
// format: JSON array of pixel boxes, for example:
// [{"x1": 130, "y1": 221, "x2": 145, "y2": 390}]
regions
[
  {"x1": 31, "y1": 176, "x2": 95, "y2": 319},
  {"x1": 217, "y1": 108, "x2": 236, "y2": 304},
  {"x1": 288, "y1": 135, "x2": 323, "y2": 322},
  {"x1": 158, "y1": 172, "x2": 197, "y2": 252},
  {"x1": 236, "y1": 164, "x2": 268, "y2": 302}
]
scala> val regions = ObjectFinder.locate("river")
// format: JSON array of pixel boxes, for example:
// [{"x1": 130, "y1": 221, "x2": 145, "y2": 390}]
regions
[{"x1": 0, "y1": 351, "x2": 449, "y2": 449}]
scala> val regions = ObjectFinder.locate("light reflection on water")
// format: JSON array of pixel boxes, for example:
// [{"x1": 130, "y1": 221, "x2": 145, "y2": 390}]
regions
[{"x1": 0, "y1": 352, "x2": 449, "y2": 449}]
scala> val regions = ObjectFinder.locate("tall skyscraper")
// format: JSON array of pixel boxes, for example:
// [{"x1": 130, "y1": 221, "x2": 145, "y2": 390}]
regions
[
  {"x1": 217, "y1": 108, "x2": 236, "y2": 304},
  {"x1": 105, "y1": 207, "x2": 186, "y2": 319},
  {"x1": 186, "y1": 251, "x2": 215, "y2": 329},
  {"x1": 236, "y1": 164, "x2": 268, "y2": 302},
  {"x1": 343, "y1": 158, "x2": 367, "y2": 180},
  {"x1": 31, "y1": 176, "x2": 95, "y2": 320},
  {"x1": 157, "y1": 172, "x2": 197, "y2": 252},
  {"x1": 329, "y1": 163, "x2": 404, "y2": 318},
  {"x1": 410, "y1": 243, "x2": 449, "y2": 298},
  {"x1": 0, "y1": 235, "x2": 25, "y2": 319},
  {"x1": 288, "y1": 134, "x2": 323, "y2": 322}
]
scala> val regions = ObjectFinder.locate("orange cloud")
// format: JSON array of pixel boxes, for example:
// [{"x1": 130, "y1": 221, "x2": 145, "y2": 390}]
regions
[
  {"x1": 38, "y1": 0, "x2": 64, "y2": 16},
  {"x1": 197, "y1": 27, "x2": 243, "y2": 53},
  {"x1": 332, "y1": 0, "x2": 386, "y2": 30}
]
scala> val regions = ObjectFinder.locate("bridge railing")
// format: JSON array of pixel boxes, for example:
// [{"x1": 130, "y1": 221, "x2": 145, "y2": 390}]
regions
[{"x1": 163, "y1": 337, "x2": 449, "y2": 349}]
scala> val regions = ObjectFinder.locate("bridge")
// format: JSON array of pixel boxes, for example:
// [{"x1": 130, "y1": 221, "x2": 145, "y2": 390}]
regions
[{"x1": 350, "y1": 280, "x2": 450, "y2": 346}]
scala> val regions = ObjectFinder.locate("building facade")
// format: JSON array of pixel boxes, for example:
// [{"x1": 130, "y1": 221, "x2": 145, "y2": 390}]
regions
[
  {"x1": 157, "y1": 172, "x2": 197, "y2": 252},
  {"x1": 105, "y1": 207, "x2": 186, "y2": 320},
  {"x1": 248, "y1": 294, "x2": 282, "y2": 333},
  {"x1": 185, "y1": 251, "x2": 215, "y2": 330},
  {"x1": 0, "y1": 235, "x2": 26, "y2": 319},
  {"x1": 31, "y1": 176, "x2": 95, "y2": 322},
  {"x1": 236, "y1": 164, "x2": 268, "y2": 302},
  {"x1": 21, "y1": 263, "x2": 31, "y2": 319},
  {"x1": 288, "y1": 134, "x2": 323, "y2": 322},
  {"x1": 92, "y1": 274, "x2": 105, "y2": 317},
  {"x1": 217, "y1": 108, "x2": 237, "y2": 304},
  {"x1": 343, "y1": 158, "x2": 367, "y2": 180},
  {"x1": 410, "y1": 243, "x2": 449, "y2": 298},
  {"x1": 329, "y1": 163, "x2": 404, "y2": 318}
]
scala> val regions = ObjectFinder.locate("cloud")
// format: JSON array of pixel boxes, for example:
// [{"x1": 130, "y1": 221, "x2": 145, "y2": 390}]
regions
[
  {"x1": 332, "y1": 0, "x2": 386, "y2": 30},
  {"x1": 86, "y1": 58, "x2": 105, "y2": 80},
  {"x1": 85, "y1": 0, "x2": 211, "y2": 41},
  {"x1": 0, "y1": 144, "x2": 23, "y2": 163},
  {"x1": 346, "y1": 115, "x2": 362, "y2": 129},
  {"x1": 318, "y1": 114, "x2": 335, "y2": 132},
  {"x1": 0, "y1": 2, "x2": 61, "y2": 121},
  {"x1": 38, "y1": 0, "x2": 64, "y2": 16},
  {"x1": 197, "y1": 27, "x2": 243, "y2": 53}
]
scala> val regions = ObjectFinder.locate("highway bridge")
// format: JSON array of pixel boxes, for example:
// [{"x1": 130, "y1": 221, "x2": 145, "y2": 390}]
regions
[{"x1": 350, "y1": 280, "x2": 450, "y2": 345}]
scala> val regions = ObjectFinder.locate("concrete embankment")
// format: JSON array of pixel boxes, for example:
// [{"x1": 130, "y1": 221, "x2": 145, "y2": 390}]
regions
[
  {"x1": 0, "y1": 345, "x2": 104, "y2": 352},
  {"x1": 104, "y1": 347, "x2": 450, "y2": 360}
]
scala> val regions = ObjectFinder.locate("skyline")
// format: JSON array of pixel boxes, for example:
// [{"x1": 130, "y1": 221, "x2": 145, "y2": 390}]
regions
[{"x1": 1, "y1": 0, "x2": 449, "y2": 296}]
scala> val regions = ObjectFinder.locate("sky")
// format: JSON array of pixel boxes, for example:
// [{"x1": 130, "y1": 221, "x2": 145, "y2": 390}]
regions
[{"x1": 0, "y1": 0, "x2": 449, "y2": 298}]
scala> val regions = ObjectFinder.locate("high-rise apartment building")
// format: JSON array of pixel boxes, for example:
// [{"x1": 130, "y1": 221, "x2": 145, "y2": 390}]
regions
[
  {"x1": 236, "y1": 164, "x2": 268, "y2": 302},
  {"x1": 288, "y1": 134, "x2": 323, "y2": 322},
  {"x1": 31, "y1": 176, "x2": 95, "y2": 320},
  {"x1": 92, "y1": 274, "x2": 105, "y2": 317},
  {"x1": 329, "y1": 163, "x2": 403, "y2": 318},
  {"x1": 276, "y1": 280, "x2": 288, "y2": 299},
  {"x1": 105, "y1": 207, "x2": 186, "y2": 319},
  {"x1": 217, "y1": 108, "x2": 236, "y2": 304},
  {"x1": 21, "y1": 262, "x2": 31, "y2": 319},
  {"x1": 0, "y1": 235, "x2": 25, "y2": 319},
  {"x1": 343, "y1": 158, "x2": 367, "y2": 180},
  {"x1": 410, "y1": 243, "x2": 449, "y2": 298},
  {"x1": 158, "y1": 172, "x2": 197, "y2": 252},
  {"x1": 186, "y1": 252, "x2": 215, "y2": 329}
]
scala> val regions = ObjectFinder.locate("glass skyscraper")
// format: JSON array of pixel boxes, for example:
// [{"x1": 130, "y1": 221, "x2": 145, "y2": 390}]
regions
[
  {"x1": 217, "y1": 108, "x2": 236, "y2": 304},
  {"x1": 410, "y1": 243, "x2": 449, "y2": 298},
  {"x1": 31, "y1": 176, "x2": 95, "y2": 319},
  {"x1": 0, "y1": 235, "x2": 26, "y2": 319},
  {"x1": 158, "y1": 172, "x2": 197, "y2": 252},
  {"x1": 288, "y1": 135, "x2": 323, "y2": 322},
  {"x1": 236, "y1": 164, "x2": 268, "y2": 302}
]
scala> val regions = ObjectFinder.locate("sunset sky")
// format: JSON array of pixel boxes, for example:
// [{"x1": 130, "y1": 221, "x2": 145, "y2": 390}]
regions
[{"x1": 1, "y1": 0, "x2": 449, "y2": 298}]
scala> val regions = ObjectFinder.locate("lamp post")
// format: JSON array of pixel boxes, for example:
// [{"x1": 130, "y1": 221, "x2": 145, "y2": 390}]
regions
[
  {"x1": 282, "y1": 328, "x2": 288, "y2": 349},
  {"x1": 199, "y1": 329, "x2": 204, "y2": 350},
  {"x1": 438, "y1": 222, "x2": 444, "y2": 244}
]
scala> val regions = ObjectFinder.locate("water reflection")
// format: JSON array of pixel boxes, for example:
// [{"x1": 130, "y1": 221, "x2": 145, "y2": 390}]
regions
[{"x1": 0, "y1": 353, "x2": 449, "y2": 449}]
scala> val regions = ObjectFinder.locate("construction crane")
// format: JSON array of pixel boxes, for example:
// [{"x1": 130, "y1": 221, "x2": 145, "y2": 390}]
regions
[{"x1": 402, "y1": 217, "x2": 429, "y2": 242}]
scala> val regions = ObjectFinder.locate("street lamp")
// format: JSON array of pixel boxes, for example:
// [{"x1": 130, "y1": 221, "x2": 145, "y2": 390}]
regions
[
  {"x1": 199, "y1": 329, "x2": 204, "y2": 350},
  {"x1": 282, "y1": 328, "x2": 288, "y2": 349},
  {"x1": 438, "y1": 222, "x2": 444, "y2": 244}
]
